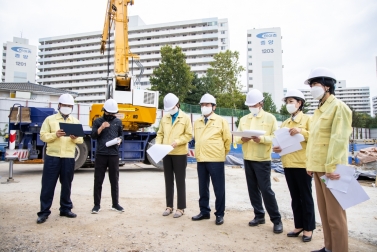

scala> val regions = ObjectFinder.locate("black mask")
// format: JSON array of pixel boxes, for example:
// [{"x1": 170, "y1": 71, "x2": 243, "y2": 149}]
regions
[{"x1": 104, "y1": 114, "x2": 116, "y2": 121}]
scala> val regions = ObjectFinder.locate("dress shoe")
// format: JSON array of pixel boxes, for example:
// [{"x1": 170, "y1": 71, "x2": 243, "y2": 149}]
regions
[
  {"x1": 215, "y1": 216, "x2": 224, "y2": 225},
  {"x1": 287, "y1": 229, "x2": 303, "y2": 237},
  {"x1": 311, "y1": 248, "x2": 326, "y2": 252},
  {"x1": 273, "y1": 222, "x2": 283, "y2": 234},
  {"x1": 191, "y1": 213, "x2": 210, "y2": 221},
  {"x1": 302, "y1": 232, "x2": 313, "y2": 242},
  {"x1": 37, "y1": 216, "x2": 48, "y2": 224},
  {"x1": 60, "y1": 211, "x2": 77, "y2": 218},
  {"x1": 248, "y1": 217, "x2": 265, "y2": 226}
]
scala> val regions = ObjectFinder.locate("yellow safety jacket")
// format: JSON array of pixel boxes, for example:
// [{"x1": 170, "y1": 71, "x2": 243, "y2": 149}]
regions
[
  {"x1": 155, "y1": 110, "x2": 193, "y2": 155},
  {"x1": 235, "y1": 109, "x2": 277, "y2": 161},
  {"x1": 280, "y1": 111, "x2": 310, "y2": 168},
  {"x1": 306, "y1": 95, "x2": 352, "y2": 173},
  {"x1": 194, "y1": 113, "x2": 231, "y2": 162},
  {"x1": 40, "y1": 113, "x2": 84, "y2": 158}
]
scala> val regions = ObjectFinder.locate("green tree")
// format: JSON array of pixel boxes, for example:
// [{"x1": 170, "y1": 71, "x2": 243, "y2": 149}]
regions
[
  {"x1": 262, "y1": 92, "x2": 277, "y2": 113},
  {"x1": 150, "y1": 45, "x2": 194, "y2": 108},
  {"x1": 216, "y1": 91, "x2": 247, "y2": 110},
  {"x1": 206, "y1": 50, "x2": 245, "y2": 109},
  {"x1": 184, "y1": 72, "x2": 219, "y2": 105},
  {"x1": 346, "y1": 103, "x2": 373, "y2": 133}
]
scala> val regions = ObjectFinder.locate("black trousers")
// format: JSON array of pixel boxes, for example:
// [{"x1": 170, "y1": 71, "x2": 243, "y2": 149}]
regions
[
  {"x1": 163, "y1": 154, "x2": 187, "y2": 209},
  {"x1": 94, "y1": 154, "x2": 119, "y2": 207},
  {"x1": 244, "y1": 160, "x2": 281, "y2": 224},
  {"x1": 197, "y1": 162, "x2": 225, "y2": 217},
  {"x1": 284, "y1": 168, "x2": 316, "y2": 231},
  {"x1": 38, "y1": 155, "x2": 75, "y2": 217}
]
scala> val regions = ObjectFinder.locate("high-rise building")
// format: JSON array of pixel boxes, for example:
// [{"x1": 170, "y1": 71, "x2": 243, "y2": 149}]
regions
[
  {"x1": 284, "y1": 80, "x2": 371, "y2": 115},
  {"x1": 372, "y1": 96, "x2": 377, "y2": 116},
  {"x1": 2, "y1": 37, "x2": 37, "y2": 83},
  {"x1": 246, "y1": 27, "x2": 283, "y2": 108},
  {"x1": 37, "y1": 16, "x2": 229, "y2": 103}
]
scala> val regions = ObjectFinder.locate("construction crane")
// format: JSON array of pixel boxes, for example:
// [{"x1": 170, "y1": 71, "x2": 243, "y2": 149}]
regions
[{"x1": 89, "y1": 0, "x2": 159, "y2": 132}]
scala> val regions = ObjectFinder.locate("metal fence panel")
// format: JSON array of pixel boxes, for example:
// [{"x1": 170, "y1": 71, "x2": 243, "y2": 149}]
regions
[{"x1": 180, "y1": 103, "x2": 289, "y2": 121}]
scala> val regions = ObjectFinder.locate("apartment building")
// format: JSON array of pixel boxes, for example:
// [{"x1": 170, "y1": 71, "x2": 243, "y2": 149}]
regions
[{"x1": 37, "y1": 16, "x2": 229, "y2": 103}]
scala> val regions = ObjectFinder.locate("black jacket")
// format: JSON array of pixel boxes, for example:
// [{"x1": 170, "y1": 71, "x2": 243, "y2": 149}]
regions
[{"x1": 91, "y1": 116, "x2": 123, "y2": 156}]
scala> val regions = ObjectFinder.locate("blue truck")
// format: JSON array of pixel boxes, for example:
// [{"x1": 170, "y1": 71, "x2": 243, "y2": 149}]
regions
[{"x1": 7, "y1": 104, "x2": 159, "y2": 170}]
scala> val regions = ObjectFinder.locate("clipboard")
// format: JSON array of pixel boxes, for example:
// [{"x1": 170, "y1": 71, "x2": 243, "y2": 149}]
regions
[{"x1": 59, "y1": 122, "x2": 85, "y2": 137}]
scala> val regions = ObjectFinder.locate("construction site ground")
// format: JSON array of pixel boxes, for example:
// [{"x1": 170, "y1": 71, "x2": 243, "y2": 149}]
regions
[{"x1": 0, "y1": 162, "x2": 376, "y2": 252}]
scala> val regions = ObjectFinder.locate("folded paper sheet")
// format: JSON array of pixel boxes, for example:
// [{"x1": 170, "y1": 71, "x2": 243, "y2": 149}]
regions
[
  {"x1": 272, "y1": 127, "x2": 305, "y2": 156},
  {"x1": 320, "y1": 165, "x2": 370, "y2": 210},
  {"x1": 106, "y1": 138, "x2": 121, "y2": 147},
  {"x1": 146, "y1": 144, "x2": 174, "y2": 163}
]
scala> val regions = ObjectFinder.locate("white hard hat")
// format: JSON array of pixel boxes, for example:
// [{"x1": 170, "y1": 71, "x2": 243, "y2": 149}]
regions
[
  {"x1": 283, "y1": 89, "x2": 306, "y2": 102},
  {"x1": 199, "y1": 93, "x2": 216, "y2": 105},
  {"x1": 304, "y1": 67, "x2": 337, "y2": 85},
  {"x1": 58, "y1": 94, "x2": 74, "y2": 106},
  {"x1": 163, "y1": 93, "x2": 179, "y2": 111},
  {"x1": 103, "y1": 99, "x2": 118, "y2": 113},
  {"x1": 245, "y1": 89, "x2": 264, "y2": 106}
]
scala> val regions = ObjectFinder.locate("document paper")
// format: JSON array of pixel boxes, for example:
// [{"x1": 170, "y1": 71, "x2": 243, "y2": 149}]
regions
[
  {"x1": 231, "y1": 130, "x2": 266, "y2": 138},
  {"x1": 106, "y1": 138, "x2": 121, "y2": 147},
  {"x1": 320, "y1": 165, "x2": 370, "y2": 210},
  {"x1": 272, "y1": 127, "x2": 304, "y2": 156},
  {"x1": 326, "y1": 165, "x2": 355, "y2": 193},
  {"x1": 146, "y1": 144, "x2": 174, "y2": 163}
]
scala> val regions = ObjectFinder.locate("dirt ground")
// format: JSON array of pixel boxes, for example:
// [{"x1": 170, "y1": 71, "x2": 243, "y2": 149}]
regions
[{"x1": 0, "y1": 162, "x2": 376, "y2": 252}]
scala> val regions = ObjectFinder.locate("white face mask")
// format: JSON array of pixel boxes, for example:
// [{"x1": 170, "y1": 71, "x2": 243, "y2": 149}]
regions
[
  {"x1": 201, "y1": 106, "x2": 213, "y2": 116},
  {"x1": 168, "y1": 107, "x2": 179, "y2": 115},
  {"x1": 60, "y1": 107, "x2": 72, "y2": 115},
  {"x1": 286, "y1": 103, "x2": 299, "y2": 114},
  {"x1": 310, "y1": 86, "x2": 325, "y2": 100},
  {"x1": 249, "y1": 107, "x2": 260, "y2": 115}
]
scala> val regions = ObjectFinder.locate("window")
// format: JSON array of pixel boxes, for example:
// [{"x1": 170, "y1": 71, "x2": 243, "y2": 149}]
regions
[
  {"x1": 247, "y1": 34, "x2": 251, "y2": 37},
  {"x1": 249, "y1": 77, "x2": 253, "y2": 80},
  {"x1": 248, "y1": 41, "x2": 251, "y2": 44},
  {"x1": 248, "y1": 70, "x2": 253, "y2": 73},
  {"x1": 221, "y1": 46, "x2": 225, "y2": 50},
  {"x1": 221, "y1": 31, "x2": 225, "y2": 34},
  {"x1": 248, "y1": 63, "x2": 252, "y2": 65},
  {"x1": 248, "y1": 48, "x2": 252, "y2": 51}
]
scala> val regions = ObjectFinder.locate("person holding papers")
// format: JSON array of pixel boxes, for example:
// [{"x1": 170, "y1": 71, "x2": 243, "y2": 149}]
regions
[
  {"x1": 305, "y1": 67, "x2": 352, "y2": 252},
  {"x1": 156, "y1": 93, "x2": 192, "y2": 218},
  {"x1": 235, "y1": 89, "x2": 283, "y2": 234},
  {"x1": 272, "y1": 89, "x2": 315, "y2": 242},
  {"x1": 91, "y1": 99, "x2": 123, "y2": 214},
  {"x1": 191, "y1": 93, "x2": 231, "y2": 225},
  {"x1": 37, "y1": 94, "x2": 83, "y2": 224}
]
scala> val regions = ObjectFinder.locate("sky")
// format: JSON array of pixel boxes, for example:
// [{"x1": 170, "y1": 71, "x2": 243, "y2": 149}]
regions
[{"x1": 1, "y1": 0, "x2": 377, "y2": 96}]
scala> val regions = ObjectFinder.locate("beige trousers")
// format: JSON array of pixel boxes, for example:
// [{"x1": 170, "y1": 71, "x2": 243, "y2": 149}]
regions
[{"x1": 314, "y1": 172, "x2": 348, "y2": 252}]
